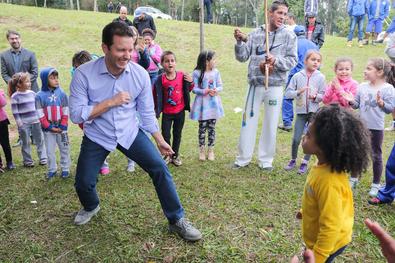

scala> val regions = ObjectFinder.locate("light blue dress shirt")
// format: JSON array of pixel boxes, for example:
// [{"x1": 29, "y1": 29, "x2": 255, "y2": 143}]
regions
[{"x1": 69, "y1": 57, "x2": 159, "y2": 151}]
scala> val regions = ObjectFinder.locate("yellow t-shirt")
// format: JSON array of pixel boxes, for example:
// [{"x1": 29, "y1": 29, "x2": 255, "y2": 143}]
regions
[{"x1": 302, "y1": 164, "x2": 354, "y2": 263}]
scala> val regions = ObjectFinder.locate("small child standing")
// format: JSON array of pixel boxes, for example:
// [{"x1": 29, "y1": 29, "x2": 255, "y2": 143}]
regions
[
  {"x1": 36, "y1": 67, "x2": 71, "y2": 179},
  {"x1": 284, "y1": 50, "x2": 326, "y2": 174},
  {"x1": 0, "y1": 87, "x2": 14, "y2": 171},
  {"x1": 190, "y1": 50, "x2": 224, "y2": 161},
  {"x1": 347, "y1": 58, "x2": 395, "y2": 197},
  {"x1": 10, "y1": 72, "x2": 47, "y2": 167},
  {"x1": 298, "y1": 105, "x2": 371, "y2": 262},
  {"x1": 322, "y1": 57, "x2": 358, "y2": 108},
  {"x1": 153, "y1": 51, "x2": 193, "y2": 166}
]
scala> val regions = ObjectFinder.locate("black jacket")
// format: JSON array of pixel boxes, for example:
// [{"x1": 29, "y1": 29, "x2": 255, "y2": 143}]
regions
[
  {"x1": 153, "y1": 72, "x2": 192, "y2": 118},
  {"x1": 113, "y1": 17, "x2": 133, "y2": 27},
  {"x1": 133, "y1": 15, "x2": 157, "y2": 35},
  {"x1": 305, "y1": 20, "x2": 325, "y2": 49}
]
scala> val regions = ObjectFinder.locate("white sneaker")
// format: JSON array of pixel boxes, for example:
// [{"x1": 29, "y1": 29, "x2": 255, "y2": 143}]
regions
[
  {"x1": 369, "y1": 184, "x2": 381, "y2": 197},
  {"x1": 74, "y1": 206, "x2": 100, "y2": 225},
  {"x1": 384, "y1": 125, "x2": 394, "y2": 131},
  {"x1": 127, "y1": 164, "x2": 135, "y2": 172}
]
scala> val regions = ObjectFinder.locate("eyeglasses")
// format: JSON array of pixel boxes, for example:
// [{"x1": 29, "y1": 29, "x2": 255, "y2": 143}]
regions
[{"x1": 167, "y1": 86, "x2": 176, "y2": 106}]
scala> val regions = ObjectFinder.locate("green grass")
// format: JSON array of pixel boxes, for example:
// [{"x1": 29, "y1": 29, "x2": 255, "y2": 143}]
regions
[{"x1": 0, "y1": 3, "x2": 394, "y2": 262}]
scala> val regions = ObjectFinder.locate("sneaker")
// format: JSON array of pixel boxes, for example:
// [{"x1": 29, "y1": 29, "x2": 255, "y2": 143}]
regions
[
  {"x1": 369, "y1": 183, "x2": 381, "y2": 197},
  {"x1": 278, "y1": 124, "x2": 292, "y2": 132},
  {"x1": 46, "y1": 171, "x2": 57, "y2": 180},
  {"x1": 259, "y1": 165, "x2": 273, "y2": 171},
  {"x1": 199, "y1": 146, "x2": 206, "y2": 161},
  {"x1": 349, "y1": 178, "x2": 359, "y2": 190},
  {"x1": 100, "y1": 167, "x2": 110, "y2": 175},
  {"x1": 172, "y1": 156, "x2": 182, "y2": 166},
  {"x1": 362, "y1": 39, "x2": 369, "y2": 45},
  {"x1": 284, "y1": 159, "x2": 296, "y2": 171},
  {"x1": 231, "y1": 163, "x2": 245, "y2": 170},
  {"x1": 74, "y1": 206, "x2": 101, "y2": 225},
  {"x1": 12, "y1": 139, "x2": 21, "y2": 148},
  {"x1": 207, "y1": 147, "x2": 215, "y2": 161},
  {"x1": 39, "y1": 160, "x2": 47, "y2": 165},
  {"x1": 23, "y1": 162, "x2": 35, "y2": 168},
  {"x1": 385, "y1": 125, "x2": 394, "y2": 131},
  {"x1": 368, "y1": 197, "x2": 386, "y2": 205},
  {"x1": 297, "y1": 162, "x2": 308, "y2": 174},
  {"x1": 126, "y1": 164, "x2": 135, "y2": 172},
  {"x1": 6, "y1": 162, "x2": 16, "y2": 170},
  {"x1": 358, "y1": 40, "x2": 363, "y2": 48},
  {"x1": 169, "y1": 218, "x2": 202, "y2": 241},
  {"x1": 347, "y1": 41, "x2": 352, "y2": 47},
  {"x1": 163, "y1": 155, "x2": 171, "y2": 165},
  {"x1": 61, "y1": 171, "x2": 70, "y2": 178},
  {"x1": 373, "y1": 38, "x2": 384, "y2": 44}
]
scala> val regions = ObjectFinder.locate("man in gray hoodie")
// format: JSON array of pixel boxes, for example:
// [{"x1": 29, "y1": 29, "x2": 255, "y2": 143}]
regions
[{"x1": 233, "y1": 0, "x2": 297, "y2": 170}]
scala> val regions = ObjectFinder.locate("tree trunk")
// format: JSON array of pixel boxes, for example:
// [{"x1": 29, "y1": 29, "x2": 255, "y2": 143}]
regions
[
  {"x1": 76, "y1": 0, "x2": 80, "y2": 10},
  {"x1": 69, "y1": 0, "x2": 74, "y2": 9},
  {"x1": 181, "y1": 0, "x2": 185, "y2": 20},
  {"x1": 43, "y1": 0, "x2": 46, "y2": 7},
  {"x1": 93, "y1": 0, "x2": 98, "y2": 11},
  {"x1": 199, "y1": 0, "x2": 204, "y2": 52}
]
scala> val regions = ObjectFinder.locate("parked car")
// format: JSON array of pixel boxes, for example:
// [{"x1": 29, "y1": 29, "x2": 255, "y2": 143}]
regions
[{"x1": 134, "y1": 6, "x2": 172, "y2": 20}]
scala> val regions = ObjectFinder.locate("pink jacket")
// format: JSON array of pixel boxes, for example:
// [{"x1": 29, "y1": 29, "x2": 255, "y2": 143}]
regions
[
  {"x1": 0, "y1": 90, "x2": 8, "y2": 121},
  {"x1": 146, "y1": 43, "x2": 162, "y2": 73},
  {"x1": 322, "y1": 77, "x2": 358, "y2": 108}
]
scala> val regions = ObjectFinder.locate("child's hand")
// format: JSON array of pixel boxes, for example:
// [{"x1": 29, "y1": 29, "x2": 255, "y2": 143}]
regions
[
  {"x1": 136, "y1": 42, "x2": 145, "y2": 52},
  {"x1": 341, "y1": 91, "x2": 354, "y2": 102},
  {"x1": 308, "y1": 92, "x2": 317, "y2": 100},
  {"x1": 376, "y1": 91, "x2": 385, "y2": 108},
  {"x1": 208, "y1": 89, "x2": 217, "y2": 96},
  {"x1": 296, "y1": 211, "x2": 302, "y2": 220},
  {"x1": 51, "y1": 127, "x2": 62, "y2": 133},
  {"x1": 331, "y1": 79, "x2": 341, "y2": 90},
  {"x1": 297, "y1": 86, "x2": 308, "y2": 95},
  {"x1": 184, "y1": 73, "x2": 193, "y2": 83}
]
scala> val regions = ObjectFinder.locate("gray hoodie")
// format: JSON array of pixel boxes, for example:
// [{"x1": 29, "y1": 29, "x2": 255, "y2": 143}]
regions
[
  {"x1": 235, "y1": 25, "x2": 297, "y2": 87},
  {"x1": 285, "y1": 69, "x2": 326, "y2": 114}
]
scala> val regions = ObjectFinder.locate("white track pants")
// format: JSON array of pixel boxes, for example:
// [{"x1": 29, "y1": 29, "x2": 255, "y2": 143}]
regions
[{"x1": 235, "y1": 85, "x2": 283, "y2": 168}]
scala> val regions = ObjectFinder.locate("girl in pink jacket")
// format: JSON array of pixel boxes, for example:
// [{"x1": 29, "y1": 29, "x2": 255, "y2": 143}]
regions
[{"x1": 322, "y1": 57, "x2": 358, "y2": 108}]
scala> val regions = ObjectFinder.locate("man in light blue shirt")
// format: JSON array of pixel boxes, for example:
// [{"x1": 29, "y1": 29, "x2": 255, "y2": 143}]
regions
[{"x1": 69, "y1": 22, "x2": 201, "y2": 241}]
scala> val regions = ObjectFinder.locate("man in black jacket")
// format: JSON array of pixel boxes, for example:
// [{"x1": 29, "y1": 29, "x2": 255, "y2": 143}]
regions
[
  {"x1": 305, "y1": 12, "x2": 325, "y2": 49},
  {"x1": 113, "y1": 6, "x2": 133, "y2": 26},
  {"x1": 133, "y1": 11, "x2": 157, "y2": 35}
]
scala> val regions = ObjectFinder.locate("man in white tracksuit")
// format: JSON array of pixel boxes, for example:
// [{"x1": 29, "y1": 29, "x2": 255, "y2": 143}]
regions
[{"x1": 233, "y1": 0, "x2": 297, "y2": 170}]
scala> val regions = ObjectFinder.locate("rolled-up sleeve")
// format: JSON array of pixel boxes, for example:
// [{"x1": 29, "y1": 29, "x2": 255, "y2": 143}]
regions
[
  {"x1": 69, "y1": 69, "x2": 94, "y2": 124},
  {"x1": 136, "y1": 72, "x2": 159, "y2": 134}
]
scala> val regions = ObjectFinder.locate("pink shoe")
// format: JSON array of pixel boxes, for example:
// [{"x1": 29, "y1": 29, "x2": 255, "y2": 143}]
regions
[{"x1": 100, "y1": 167, "x2": 110, "y2": 175}]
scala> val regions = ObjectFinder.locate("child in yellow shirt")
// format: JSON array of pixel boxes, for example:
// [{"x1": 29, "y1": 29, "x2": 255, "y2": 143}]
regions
[{"x1": 298, "y1": 105, "x2": 371, "y2": 263}]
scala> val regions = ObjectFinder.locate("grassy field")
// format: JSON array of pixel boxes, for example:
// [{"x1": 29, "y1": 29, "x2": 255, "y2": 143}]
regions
[{"x1": 0, "y1": 3, "x2": 394, "y2": 262}]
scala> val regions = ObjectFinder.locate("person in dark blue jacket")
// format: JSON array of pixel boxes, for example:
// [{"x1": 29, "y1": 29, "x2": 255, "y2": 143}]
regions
[
  {"x1": 279, "y1": 25, "x2": 318, "y2": 132},
  {"x1": 364, "y1": 0, "x2": 390, "y2": 44},
  {"x1": 346, "y1": 0, "x2": 369, "y2": 47}
]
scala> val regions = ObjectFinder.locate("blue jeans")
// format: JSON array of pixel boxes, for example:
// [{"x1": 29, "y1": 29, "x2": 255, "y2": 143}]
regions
[
  {"x1": 292, "y1": 114, "x2": 312, "y2": 161},
  {"x1": 377, "y1": 143, "x2": 395, "y2": 203},
  {"x1": 347, "y1": 15, "x2": 365, "y2": 41},
  {"x1": 74, "y1": 130, "x2": 184, "y2": 223},
  {"x1": 282, "y1": 98, "x2": 294, "y2": 127},
  {"x1": 386, "y1": 16, "x2": 395, "y2": 34},
  {"x1": 204, "y1": 0, "x2": 212, "y2": 23}
]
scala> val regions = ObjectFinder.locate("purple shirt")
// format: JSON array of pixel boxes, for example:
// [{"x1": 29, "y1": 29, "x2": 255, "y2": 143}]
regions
[{"x1": 69, "y1": 57, "x2": 159, "y2": 151}]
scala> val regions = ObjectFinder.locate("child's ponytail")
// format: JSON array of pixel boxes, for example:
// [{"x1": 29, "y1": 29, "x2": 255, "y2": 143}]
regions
[{"x1": 8, "y1": 72, "x2": 29, "y2": 97}]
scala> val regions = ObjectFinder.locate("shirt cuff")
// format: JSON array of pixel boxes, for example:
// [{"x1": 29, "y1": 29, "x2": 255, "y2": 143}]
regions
[{"x1": 81, "y1": 105, "x2": 94, "y2": 124}]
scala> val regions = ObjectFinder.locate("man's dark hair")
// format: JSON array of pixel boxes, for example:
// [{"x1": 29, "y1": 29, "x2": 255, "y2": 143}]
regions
[
  {"x1": 102, "y1": 22, "x2": 135, "y2": 48},
  {"x1": 270, "y1": 0, "x2": 288, "y2": 12},
  {"x1": 311, "y1": 105, "x2": 371, "y2": 176},
  {"x1": 6, "y1": 30, "x2": 20, "y2": 39},
  {"x1": 161, "y1": 51, "x2": 176, "y2": 64}
]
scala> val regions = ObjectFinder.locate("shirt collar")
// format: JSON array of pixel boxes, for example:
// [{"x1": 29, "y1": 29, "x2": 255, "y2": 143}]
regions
[
  {"x1": 98, "y1": 56, "x2": 131, "y2": 76},
  {"x1": 11, "y1": 48, "x2": 22, "y2": 54}
]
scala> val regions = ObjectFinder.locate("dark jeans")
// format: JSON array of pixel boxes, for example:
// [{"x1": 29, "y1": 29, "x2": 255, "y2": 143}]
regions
[
  {"x1": 292, "y1": 113, "x2": 312, "y2": 161},
  {"x1": 0, "y1": 119, "x2": 12, "y2": 166},
  {"x1": 326, "y1": 245, "x2": 347, "y2": 263},
  {"x1": 74, "y1": 130, "x2": 184, "y2": 223},
  {"x1": 282, "y1": 98, "x2": 294, "y2": 127},
  {"x1": 347, "y1": 15, "x2": 365, "y2": 41},
  {"x1": 204, "y1": 1, "x2": 212, "y2": 23},
  {"x1": 161, "y1": 111, "x2": 185, "y2": 158},
  {"x1": 370, "y1": 129, "x2": 384, "y2": 184}
]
